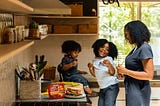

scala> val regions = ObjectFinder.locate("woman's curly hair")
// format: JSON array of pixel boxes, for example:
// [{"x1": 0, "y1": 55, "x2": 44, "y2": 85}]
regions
[{"x1": 124, "y1": 20, "x2": 151, "y2": 47}]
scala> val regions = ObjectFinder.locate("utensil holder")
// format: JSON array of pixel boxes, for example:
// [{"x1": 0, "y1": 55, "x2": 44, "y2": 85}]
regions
[{"x1": 20, "y1": 80, "x2": 41, "y2": 99}]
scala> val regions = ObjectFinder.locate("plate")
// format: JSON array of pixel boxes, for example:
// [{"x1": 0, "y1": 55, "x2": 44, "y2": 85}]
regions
[{"x1": 65, "y1": 93, "x2": 86, "y2": 99}]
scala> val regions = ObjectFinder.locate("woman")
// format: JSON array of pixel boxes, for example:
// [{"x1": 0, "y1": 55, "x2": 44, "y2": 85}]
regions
[{"x1": 116, "y1": 20, "x2": 154, "y2": 106}]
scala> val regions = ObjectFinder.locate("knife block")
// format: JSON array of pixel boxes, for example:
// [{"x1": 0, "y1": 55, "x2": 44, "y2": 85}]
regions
[{"x1": 20, "y1": 80, "x2": 41, "y2": 99}]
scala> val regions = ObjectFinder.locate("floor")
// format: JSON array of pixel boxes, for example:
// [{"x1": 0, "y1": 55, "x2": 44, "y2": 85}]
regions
[{"x1": 89, "y1": 87, "x2": 160, "y2": 106}]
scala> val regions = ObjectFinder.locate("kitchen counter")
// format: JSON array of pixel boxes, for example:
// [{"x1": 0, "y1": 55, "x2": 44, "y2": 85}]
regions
[
  {"x1": 89, "y1": 79, "x2": 160, "y2": 88},
  {"x1": 14, "y1": 94, "x2": 91, "y2": 106},
  {"x1": 0, "y1": 41, "x2": 34, "y2": 63},
  {"x1": 118, "y1": 80, "x2": 160, "y2": 87}
]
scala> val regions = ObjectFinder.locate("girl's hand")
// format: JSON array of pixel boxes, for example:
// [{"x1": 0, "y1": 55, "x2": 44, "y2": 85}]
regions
[
  {"x1": 100, "y1": 59, "x2": 111, "y2": 67},
  {"x1": 88, "y1": 62, "x2": 93, "y2": 69},
  {"x1": 87, "y1": 62, "x2": 96, "y2": 77}
]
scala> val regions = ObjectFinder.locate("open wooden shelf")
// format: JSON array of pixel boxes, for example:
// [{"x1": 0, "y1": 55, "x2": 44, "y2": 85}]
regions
[
  {"x1": 25, "y1": 35, "x2": 48, "y2": 40},
  {"x1": 29, "y1": 15, "x2": 98, "y2": 19},
  {"x1": 48, "y1": 33, "x2": 98, "y2": 36},
  {"x1": 0, "y1": 0, "x2": 33, "y2": 13},
  {"x1": 0, "y1": 41, "x2": 34, "y2": 63}
]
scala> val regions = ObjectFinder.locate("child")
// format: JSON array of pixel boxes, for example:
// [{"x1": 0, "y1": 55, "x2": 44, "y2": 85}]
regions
[
  {"x1": 88, "y1": 39, "x2": 119, "y2": 106},
  {"x1": 57, "y1": 40, "x2": 92, "y2": 95}
]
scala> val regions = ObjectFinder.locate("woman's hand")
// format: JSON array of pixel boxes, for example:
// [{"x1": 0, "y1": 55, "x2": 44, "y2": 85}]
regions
[
  {"x1": 116, "y1": 59, "x2": 154, "y2": 80},
  {"x1": 116, "y1": 64, "x2": 128, "y2": 75},
  {"x1": 117, "y1": 72, "x2": 124, "y2": 80}
]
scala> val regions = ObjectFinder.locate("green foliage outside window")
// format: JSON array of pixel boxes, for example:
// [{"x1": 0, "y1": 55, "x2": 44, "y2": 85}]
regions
[{"x1": 99, "y1": 2, "x2": 160, "y2": 64}]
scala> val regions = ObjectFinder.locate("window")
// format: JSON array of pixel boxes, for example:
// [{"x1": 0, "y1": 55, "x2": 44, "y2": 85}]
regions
[{"x1": 99, "y1": 1, "x2": 160, "y2": 74}]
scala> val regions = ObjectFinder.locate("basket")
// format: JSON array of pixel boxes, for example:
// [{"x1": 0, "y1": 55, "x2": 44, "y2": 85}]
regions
[
  {"x1": 43, "y1": 66, "x2": 56, "y2": 80},
  {"x1": 78, "y1": 24, "x2": 97, "y2": 33}
]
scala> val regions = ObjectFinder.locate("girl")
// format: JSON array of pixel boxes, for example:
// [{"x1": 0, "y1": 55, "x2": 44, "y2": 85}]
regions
[{"x1": 88, "y1": 39, "x2": 119, "y2": 106}]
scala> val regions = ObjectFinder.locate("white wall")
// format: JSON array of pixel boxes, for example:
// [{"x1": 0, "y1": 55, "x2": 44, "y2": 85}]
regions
[{"x1": 32, "y1": 35, "x2": 98, "y2": 80}]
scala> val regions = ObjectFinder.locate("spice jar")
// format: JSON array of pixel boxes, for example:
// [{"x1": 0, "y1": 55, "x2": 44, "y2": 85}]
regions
[{"x1": 2, "y1": 27, "x2": 15, "y2": 44}]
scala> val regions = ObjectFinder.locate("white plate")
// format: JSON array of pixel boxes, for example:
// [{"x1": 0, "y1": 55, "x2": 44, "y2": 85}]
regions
[{"x1": 65, "y1": 93, "x2": 86, "y2": 99}]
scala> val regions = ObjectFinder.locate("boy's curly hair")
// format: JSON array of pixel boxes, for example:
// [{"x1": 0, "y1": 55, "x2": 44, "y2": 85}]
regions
[{"x1": 61, "y1": 40, "x2": 81, "y2": 53}]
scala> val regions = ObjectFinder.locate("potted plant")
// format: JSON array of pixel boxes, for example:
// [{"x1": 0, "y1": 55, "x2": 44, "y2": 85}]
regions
[{"x1": 29, "y1": 21, "x2": 40, "y2": 38}]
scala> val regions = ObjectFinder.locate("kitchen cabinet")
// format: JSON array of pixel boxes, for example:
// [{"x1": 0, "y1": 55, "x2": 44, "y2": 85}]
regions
[
  {"x1": 0, "y1": 0, "x2": 33, "y2": 13},
  {"x1": 60, "y1": 0, "x2": 97, "y2": 16}
]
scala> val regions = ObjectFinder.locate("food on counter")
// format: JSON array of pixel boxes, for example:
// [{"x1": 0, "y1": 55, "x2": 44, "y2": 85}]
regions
[
  {"x1": 65, "y1": 86, "x2": 83, "y2": 96},
  {"x1": 59, "y1": 81, "x2": 80, "y2": 86},
  {"x1": 47, "y1": 82, "x2": 85, "y2": 99},
  {"x1": 48, "y1": 83, "x2": 65, "y2": 99},
  {"x1": 64, "y1": 82, "x2": 84, "y2": 97}
]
